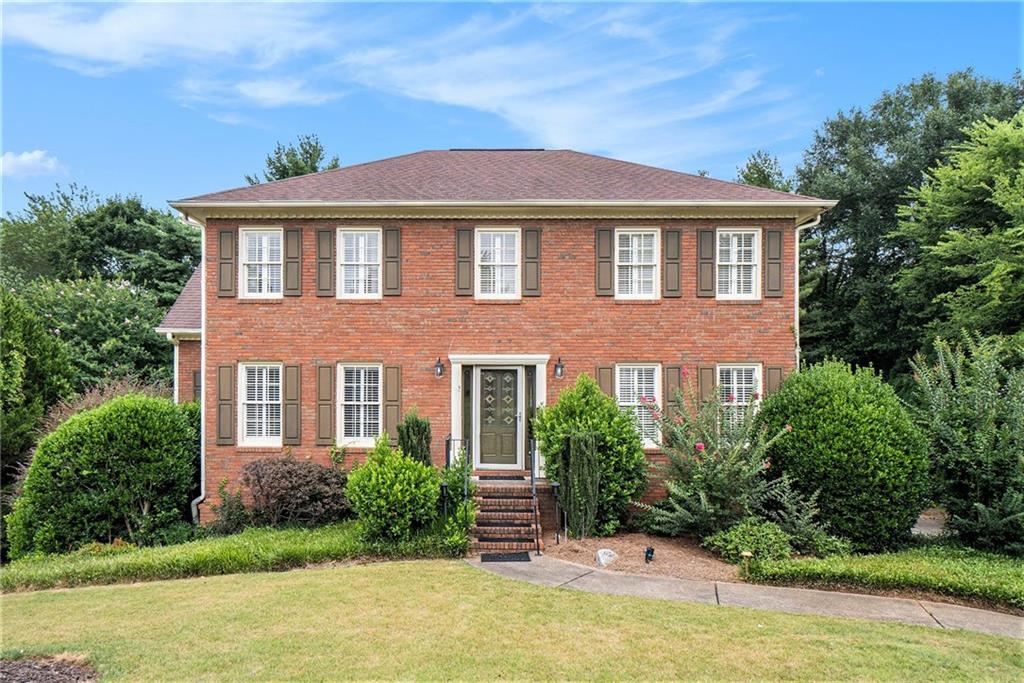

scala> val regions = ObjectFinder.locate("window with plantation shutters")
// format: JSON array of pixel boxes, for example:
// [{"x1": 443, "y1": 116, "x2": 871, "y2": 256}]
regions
[
  {"x1": 475, "y1": 228, "x2": 520, "y2": 299},
  {"x1": 239, "y1": 363, "x2": 282, "y2": 446},
  {"x1": 337, "y1": 228, "x2": 381, "y2": 299},
  {"x1": 718, "y1": 364, "x2": 761, "y2": 427},
  {"x1": 615, "y1": 229, "x2": 659, "y2": 299},
  {"x1": 716, "y1": 229, "x2": 760, "y2": 300},
  {"x1": 240, "y1": 229, "x2": 283, "y2": 298},
  {"x1": 338, "y1": 364, "x2": 381, "y2": 446},
  {"x1": 616, "y1": 364, "x2": 661, "y2": 446}
]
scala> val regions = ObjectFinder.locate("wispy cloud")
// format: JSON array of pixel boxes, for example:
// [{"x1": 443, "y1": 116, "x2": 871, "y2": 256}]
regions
[
  {"x1": 179, "y1": 77, "x2": 342, "y2": 109},
  {"x1": 1, "y1": 150, "x2": 64, "y2": 177}
]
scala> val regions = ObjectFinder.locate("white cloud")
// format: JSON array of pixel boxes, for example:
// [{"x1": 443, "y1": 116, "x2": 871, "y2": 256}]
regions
[
  {"x1": 2, "y1": 3, "x2": 335, "y2": 74},
  {"x1": 178, "y1": 77, "x2": 341, "y2": 109},
  {"x1": 1, "y1": 150, "x2": 63, "y2": 177}
]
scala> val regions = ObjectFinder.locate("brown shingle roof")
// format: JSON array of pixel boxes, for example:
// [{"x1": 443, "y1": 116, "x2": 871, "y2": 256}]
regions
[
  {"x1": 156, "y1": 268, "x2": 201, "y2": 332},
  {"x1": 176, "y1": 149, "x2": 829, "y2": 204}
]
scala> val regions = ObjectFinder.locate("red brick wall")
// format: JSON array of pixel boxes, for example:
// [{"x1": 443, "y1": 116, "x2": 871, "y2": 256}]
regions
[
  {"x1": 176, "y1": 339, "x2": 200, "y2": 404},
  {"x1": 200, "y1": 218, "x2": 796, "y2": 518}
]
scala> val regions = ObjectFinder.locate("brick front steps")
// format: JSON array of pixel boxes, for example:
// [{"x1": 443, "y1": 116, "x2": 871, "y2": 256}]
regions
[{"x1": 472, "y1": 480, "x2": 544, "y2": 552}]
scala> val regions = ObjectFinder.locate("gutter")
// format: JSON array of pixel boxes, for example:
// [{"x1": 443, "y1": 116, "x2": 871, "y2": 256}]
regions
[
  {"x1": 794, "y1": 214, "x2": 822, "y2": 370},
  {"x1": 190, "y1": 214, "x2": 208, "y2": 523}
]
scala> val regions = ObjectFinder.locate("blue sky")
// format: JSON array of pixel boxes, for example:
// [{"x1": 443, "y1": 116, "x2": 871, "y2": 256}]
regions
[{"x1": 2, "y1": 2, "x2": 1020, "y2": 213}]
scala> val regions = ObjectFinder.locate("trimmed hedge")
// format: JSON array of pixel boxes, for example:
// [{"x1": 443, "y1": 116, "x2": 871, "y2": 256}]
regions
[
  {"x1": 5, "y1": 395, "x2": 197, "y2": 559},
  {"x1": 242, "y1": 456, "x2": 349, "y2": 527},
  {"x1": 756, "y1": 361, "x2": 930, "y2": 551},
  {"x1": 744, "y1": 541, "x2": 1024, "y2": 611}
]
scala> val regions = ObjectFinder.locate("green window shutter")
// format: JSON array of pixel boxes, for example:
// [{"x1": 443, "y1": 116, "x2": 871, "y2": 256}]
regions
[
  {"x1": 284, "y1": 228, "x2": 302, "y2": 296},
  {"x1": 595, "y1": 228, "x2": 614, "y2": 296},
  {"x1": 217, "y1": 230, "x2": 236, "y2": 297},
  {"x1": 698, "y1": 366, "x2": 716, "y2": 403},
  {"x1": 316, "y1": 365, "x2": 335, "y2": 446},
  {"x1": 316, "y1": 229, "x2": 335, "y2": 297},
  {"x1": 663, "y1": 229, "x2": 682, "y2": 297},
  {"x1": 765, "y1": 366, "x2": 785, "y2": 395},
  {"x1": 764, "y1": 229, "x2": 784, "y2": 298},
  {"x1": 697, "y1": 230, "x2": 715, "y2": 297},
  {"x1": 522, "y1": 227, "x2": 541, "y2": 296},
  {"x1": 216, "y1": 365, "x2": 235, "y2": 445},
  {"x1": 455, "y1": 228, "x2": 473, "y2": 295},
  {"x1": 597, "y1": 366, "x2": 615, "y2": 396},
  {"x1": 282, "y1": 364, "x2": 301, "y2": 445},
  {"x1": 383, "y1": 227, "x2": 402, "y2": 295},
  {"x1": 383, "y1": 365, "x2": 402, "y2": 445}
]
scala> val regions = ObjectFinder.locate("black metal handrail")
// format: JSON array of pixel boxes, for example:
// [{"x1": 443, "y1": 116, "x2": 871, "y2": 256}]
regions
[{"x1": 529, "y1": 438, "x2": 542, "y2": 556}]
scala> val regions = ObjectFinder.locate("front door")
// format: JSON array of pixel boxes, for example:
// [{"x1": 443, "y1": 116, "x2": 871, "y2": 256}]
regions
[{"x1": 477, "y1": 368, "x2": 520, "y2": 467}]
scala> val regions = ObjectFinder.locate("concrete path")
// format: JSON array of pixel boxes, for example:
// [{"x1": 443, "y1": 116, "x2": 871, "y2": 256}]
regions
[{"x1": 466, "y1": 555, "x2": 1023, "y2": 640}]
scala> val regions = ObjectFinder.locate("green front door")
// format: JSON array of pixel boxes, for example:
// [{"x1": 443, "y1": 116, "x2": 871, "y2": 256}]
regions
[{"x1": 479, "y1": 368, "x2": 519, "y2": 466}]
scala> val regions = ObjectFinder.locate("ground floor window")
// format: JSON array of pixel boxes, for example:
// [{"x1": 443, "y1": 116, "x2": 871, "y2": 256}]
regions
[
  {"x1": 718, "y1": 364, "x2": 761, "y2": 426},
  {"x1": 240, "y1": 363, "x2": 282, "y2": 446},
  {"x1": 339, "y1": 364, "x2": 382, "y2": 446},
  {"x1": 616, "y1": 364, "x2": 661, "y2": 446}
]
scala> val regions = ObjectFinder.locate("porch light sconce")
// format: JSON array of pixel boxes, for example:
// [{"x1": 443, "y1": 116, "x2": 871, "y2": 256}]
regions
[
  {"x1": 434, "y1": 357, "x2": 445, "y2": 378},
  {"x1": 554, "y1": 357, "x2": 565, "y2": 379}
]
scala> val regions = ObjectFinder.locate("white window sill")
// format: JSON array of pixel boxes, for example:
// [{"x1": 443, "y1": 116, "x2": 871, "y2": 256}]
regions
[{"x1": 239, "y1": 438, "x2": 283, "y2": 449}]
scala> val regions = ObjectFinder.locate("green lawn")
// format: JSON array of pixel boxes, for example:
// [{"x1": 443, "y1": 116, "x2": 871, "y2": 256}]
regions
[
  {"x1": 3, "y1": 560, "x2": 1021, "y2": 681},
  {"x1": 0, "y1": 521, "x2": 457, "y2": 592},
  {"x1": 744, "y1": 542, "x2": 1024, "y2": 612}
]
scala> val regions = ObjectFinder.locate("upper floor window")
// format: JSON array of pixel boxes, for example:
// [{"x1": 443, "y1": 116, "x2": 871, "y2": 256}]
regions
[
  {"x1": 475, "y1": 228, "x2": 520, "y2": 299},
  {"x1": 717, "y1": 229, "x2": 760, "y2": 300},
  {"x1": 339, "y1": 364, "x2": 382, "y2": 446},
  {"x1": 240, "y1": 229, "x2": 283, "y2": 298},
  {"x1": 240, "y1": 363, "x2": 282, "y2": 447},
  {"x1": 616, "y1": 363, "x2": 661, "y2": 446},
  {"x1": 718, "y1": 364, "x2": 761, "y2": 427},
  {"x1": 338, "y1": 228, "x2": 381, "y2": 299},
  {"x1": 615, "y1": 229, "x2": 659, "y2": 299}
]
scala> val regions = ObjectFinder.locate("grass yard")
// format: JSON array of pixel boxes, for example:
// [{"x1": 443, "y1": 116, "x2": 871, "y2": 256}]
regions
[
  {"x1": 3, "y1": 560, "x2": 1021, "y2": 681},
  {"x1": 744, "y1": 542, "x2": 1024, "y2": 612},
  {"x1": 0, "y1": 521, "x2": 458, "y2": 592}
]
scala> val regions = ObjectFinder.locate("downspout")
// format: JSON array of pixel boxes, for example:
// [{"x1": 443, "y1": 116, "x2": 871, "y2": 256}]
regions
[
  {"x1": 190, "y1": 213, "x2": 207, "y2": 523},
  {"x1": 793, "y1": 214, "x2": 822, "y2": 370}
]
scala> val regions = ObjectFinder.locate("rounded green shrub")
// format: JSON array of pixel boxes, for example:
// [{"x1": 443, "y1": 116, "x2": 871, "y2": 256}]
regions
[
  {"x1": 756, "y1": 361, "x2": 930, "y2": 551},
  {"x1": 703, "y1": 519, "x2": 793, "y2": 563},
  {"x1": 5, "y1": 395, "x2": 197, "y2": 559},
  {"x1": 345, "y1": 436, "x2": 440, "y2": 541},
  {"x1": 533, "y1": 374, "x2": 648, "y2": 536}
]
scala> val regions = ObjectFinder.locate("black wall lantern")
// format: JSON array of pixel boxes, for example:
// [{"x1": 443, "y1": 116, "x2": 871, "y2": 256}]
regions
[
  {"x1": 434, "y1": 357, "x2": 445, "y2": 378},
  {"x1": 554, "y1": 357, "x2": 565, "y2": 379}
]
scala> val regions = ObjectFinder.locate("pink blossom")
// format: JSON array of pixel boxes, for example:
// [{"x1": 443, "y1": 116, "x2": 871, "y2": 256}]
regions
[
  {"x1": 651, "y1": 411, "x2": 661, "y2": 421},
  {"x1": 752, "y1": 391, "x2": 760, "y2": 400},
  {"x1": 763, "y1": 460, "x2": 771, "y2": 470},
  {"x1": 784, "y1": 424, "x2": 793, "y2": 433},
  {"x1": 727, "y1": 393, "x2": 735, "y2": 402},
  {"x1": 695, "y1": 442, "x2": 705, "y2": 452},
  {"x1": 673, "y1": 415, "x2": 683, "y2": 425},
  {"x1": 681, "y1": 367, "x2": 689, "y2": 378}
]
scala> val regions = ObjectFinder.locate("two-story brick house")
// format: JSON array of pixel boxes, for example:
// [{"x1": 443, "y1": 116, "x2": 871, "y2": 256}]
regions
[{"x1": 159, "y1": 149, "x2": 834, "y2": 545}]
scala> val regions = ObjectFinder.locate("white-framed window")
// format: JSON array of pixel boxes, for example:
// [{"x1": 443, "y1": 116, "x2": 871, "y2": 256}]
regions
[
  {"x1": 240, "y1": 228, "x2": 283, "y2": 298},
  {"x1": 475, "y1": 228, "x2": 520, "y2": 299},
  {"x1": 716, "y1": 229, "x2": 760, "y2": 299},
  {"x1": 338, "y1": 364, "x2": 382, "y2": 446},
  {"x1": 615, "y1": 229, "x2": 660, "y2": 299},
  {"x1": 239, "y1": 362, "x2": 282, "y2": 447},
  {"x1": 718, "y1": 363, "x2": 762, "y2": 427},
  {"x1": 337, "y1": 228, "x2": 381, "y2": 299},
  {"x1": 616, "y1": 363, "x2": 661, "y2": 446}
]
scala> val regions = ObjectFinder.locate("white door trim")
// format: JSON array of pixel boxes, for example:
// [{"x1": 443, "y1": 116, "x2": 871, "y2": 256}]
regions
[{"x1": 472, "y1": 366, "x2": 525, "y2": 470}]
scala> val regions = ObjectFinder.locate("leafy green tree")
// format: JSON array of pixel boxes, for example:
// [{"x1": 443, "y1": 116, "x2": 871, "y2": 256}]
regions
[
  {"x1": 20, "y1": 277, "x2": 171, "y2": 392},
  {"x1": 894, "y1": 113, "x2": 1024, "y2": 344},
  {"x1": 245, "y1": 133, "x2": 340, "y2": 185},
  {"x1": 736, "y1": 150, "x2": 793, "y2": 192},
  {"x1": 0, "y1": 289, "x2": 75, "y2": 478},
  {"x1": 1, "y1": 189, "x2": 199, "y2": 307},
  {"x1": 795, "y1": 70, "x2": 1023, "y2": 384}
]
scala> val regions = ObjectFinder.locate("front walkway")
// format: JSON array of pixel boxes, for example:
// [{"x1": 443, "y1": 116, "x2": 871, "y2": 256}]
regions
[{"x1": 467, "y1": 554, "x2": 1023, "y2": 640}]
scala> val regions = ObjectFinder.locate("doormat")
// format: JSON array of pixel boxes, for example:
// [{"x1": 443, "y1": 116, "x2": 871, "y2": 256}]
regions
[
  {"x1": 480, "y1": 552, "x2": 531, "y2": 563},
  {"x1": 479, "y1": 475, "x2": 527, "y2": 480}
]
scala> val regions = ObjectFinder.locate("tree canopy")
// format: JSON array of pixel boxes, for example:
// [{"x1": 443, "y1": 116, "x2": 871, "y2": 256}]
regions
[
  {"x1": 736, "y1": 150, "x2": 792, "y2": 192},
  {"x1": 245, "y1": 133, "x2": 340, "y2": 185}
]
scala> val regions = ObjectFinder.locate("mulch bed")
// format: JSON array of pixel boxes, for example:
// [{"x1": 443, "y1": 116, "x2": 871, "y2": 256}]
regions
[{"x1": 0, "y1": 656, "x2": 96, "y2": 683}]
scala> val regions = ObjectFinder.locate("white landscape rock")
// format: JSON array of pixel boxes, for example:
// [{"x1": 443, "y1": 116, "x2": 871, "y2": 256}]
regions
[{"x1": 595, "y1": 548, "x2": 618, "y2": 567}]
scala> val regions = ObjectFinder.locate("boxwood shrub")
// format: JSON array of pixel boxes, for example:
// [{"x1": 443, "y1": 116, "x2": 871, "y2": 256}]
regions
[
  {"x1": 756, "y1": 361, "x2": 930, "y2": 552},
  {"x1": 5, "y1": 394, "x2": 197, "y2": 559},
  {"x1": 345, "y1": 437, "x2": 439, "y2": 541},
  {"x1": 703, "y1": 518, "x2": 793, "y2": 564}
]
